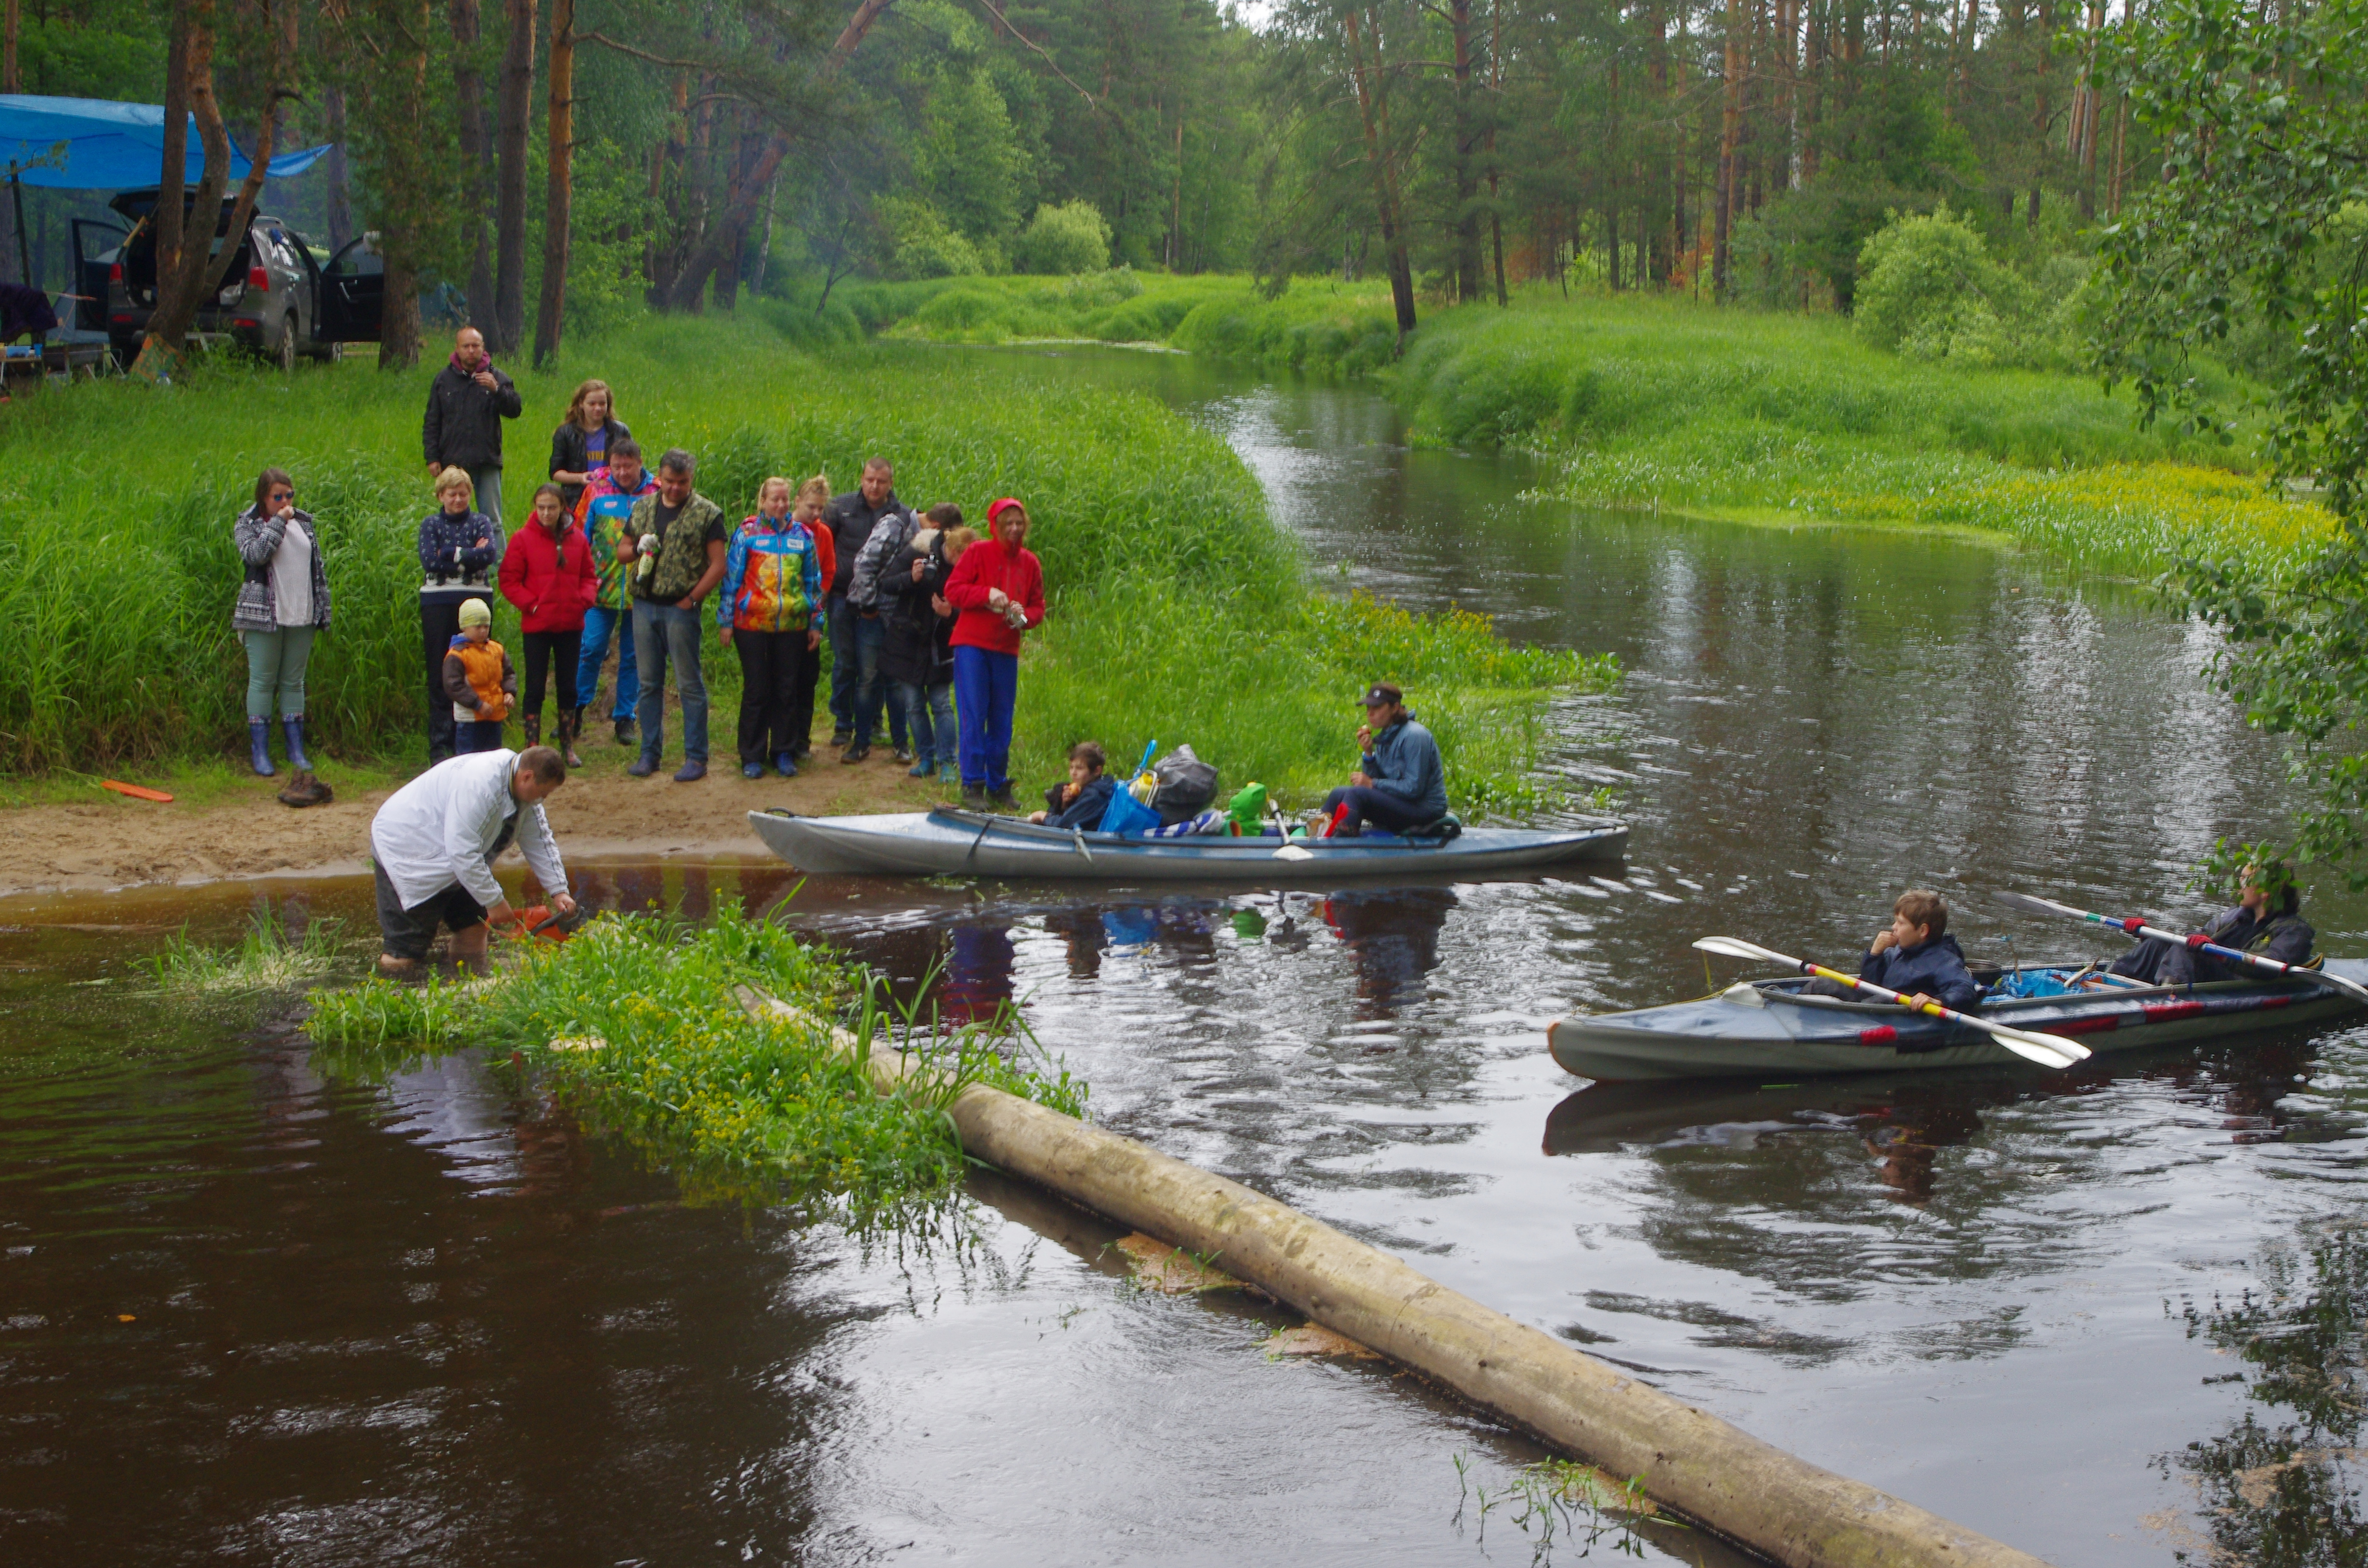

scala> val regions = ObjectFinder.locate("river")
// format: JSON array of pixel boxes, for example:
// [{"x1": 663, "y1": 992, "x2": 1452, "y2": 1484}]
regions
[{"x1": 4, "y1": 346, "x2": 2362, "y2": 1566}]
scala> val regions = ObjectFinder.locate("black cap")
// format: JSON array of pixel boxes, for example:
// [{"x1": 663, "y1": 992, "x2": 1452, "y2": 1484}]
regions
[{"x1": 1361, "y1": 683, "x2": 1402, "y2": 708}]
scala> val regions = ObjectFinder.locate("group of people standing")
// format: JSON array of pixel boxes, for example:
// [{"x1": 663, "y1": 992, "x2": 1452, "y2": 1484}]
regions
[{"x1": 231, "y1": 325, "x2": 1050, "y2": 805}]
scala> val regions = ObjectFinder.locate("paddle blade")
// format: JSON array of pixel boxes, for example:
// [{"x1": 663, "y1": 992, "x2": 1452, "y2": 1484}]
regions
[
  {"x1": 1273, "y1": 844, "x2": 1315, "y2": 862},
  {"x1": 1987, "y1": 889, "x2": 2089, "y2": 922},
  {"x1": 1985, "y1": 1022, "x2": 2091, "y2": 1068},
  {"x1": 1692, "y1": 936, "x2": 1798, "y2": 968}
]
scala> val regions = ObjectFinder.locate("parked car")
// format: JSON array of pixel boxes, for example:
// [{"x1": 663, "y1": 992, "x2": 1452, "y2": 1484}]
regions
[{"x1": 83, "y1": 188, "x2": 384, "y2": 368}]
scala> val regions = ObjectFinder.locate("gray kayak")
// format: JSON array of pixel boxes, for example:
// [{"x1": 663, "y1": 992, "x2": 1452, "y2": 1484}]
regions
[
  {"x1": 747, "y1": 806, "x2": 1629, "y2": 882},
  {"x1": 1548, "y1": 958, "x2": 2368, "y2": 1080}
]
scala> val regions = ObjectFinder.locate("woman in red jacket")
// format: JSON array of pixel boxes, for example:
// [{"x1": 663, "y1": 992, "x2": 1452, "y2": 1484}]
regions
[
  {"x1": 942, "y1": 496, "x2": 1045, "y2": 808},
  {"x1": 498, "y1": 481, "x2": 599, "y2": 765}
]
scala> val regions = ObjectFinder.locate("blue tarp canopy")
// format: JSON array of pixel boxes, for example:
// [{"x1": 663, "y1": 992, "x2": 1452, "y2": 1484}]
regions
[{"x1": 0, "y1": 95, "x2": 333, "y2": 191}]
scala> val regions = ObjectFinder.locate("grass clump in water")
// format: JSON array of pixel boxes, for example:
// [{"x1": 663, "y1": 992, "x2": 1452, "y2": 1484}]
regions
[
  {"x1": 305, "y1": 909, "x2": 1085, "y2": 1224},
  {"x1": 141, "y1": 906, "x2": 347, "y2": 994}
]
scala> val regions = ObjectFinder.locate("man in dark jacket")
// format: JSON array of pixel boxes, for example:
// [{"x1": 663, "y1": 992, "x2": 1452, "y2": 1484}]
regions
[
  {"x1": 823, "y1": 458, "x2": 914, "y2": 758},
  {"x1": 1320, "y1": 683, "x2": 1450, "y2": 836},
  {"x1": 1854, "y1": 890, "x2": 1980, "y2": 1012},
  {"x1": 2109, "y1": 865, "x2": 2315, "y2": 986},
  {"x1": 423, "y1": 326, "x2": 523, "y2": 529}
]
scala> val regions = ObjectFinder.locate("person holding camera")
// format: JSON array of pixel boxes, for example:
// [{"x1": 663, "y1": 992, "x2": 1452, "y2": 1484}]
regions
[{"x1": 942, "y1": 497, "x2": 1044, "y2": 810}]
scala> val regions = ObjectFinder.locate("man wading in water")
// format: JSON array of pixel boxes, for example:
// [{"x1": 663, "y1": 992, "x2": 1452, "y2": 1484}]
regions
[{"x1": 369, "y1": 745, "x2": 576, "y2": 977}]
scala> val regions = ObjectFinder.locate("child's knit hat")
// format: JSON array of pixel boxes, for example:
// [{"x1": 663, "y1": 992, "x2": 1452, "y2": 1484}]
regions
[{"x1": 458, "y1": 598, "x2": 493, "y2": 628}]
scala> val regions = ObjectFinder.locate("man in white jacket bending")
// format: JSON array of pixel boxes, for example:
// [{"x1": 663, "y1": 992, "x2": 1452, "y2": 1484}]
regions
[{"x1": 370, "y1": 745, "x2": 578, "y2": 976}]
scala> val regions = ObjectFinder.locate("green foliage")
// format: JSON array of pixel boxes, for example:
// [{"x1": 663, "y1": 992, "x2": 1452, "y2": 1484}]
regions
[
  {"x1": 1015, "y1": 200, "x2": 1115, "y2": 275},
  {"x1": 875, "y1": 196, "x2": 988, "y2": 280},
  {"x1": 913, "y1": 64, "x2": 1027, "y2": 257},
  {"x1": 1854, "y1": 205, "x2": 2038, "y2": 367},
  {"x1": 306, "y1": 909, "x2": 1085, "y2": 1224},
  {"x1": 2093, "y1": 0, "x2": 2368, "y2": 512},
  {"x1": 1167, "y1": 280, "x2": 1403, "y2": 376}
]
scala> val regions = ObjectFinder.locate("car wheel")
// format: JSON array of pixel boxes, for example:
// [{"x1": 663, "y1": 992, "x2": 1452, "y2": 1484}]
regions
[{"x1": 276, "y1": 315, "x2": 297, "y2": 374}]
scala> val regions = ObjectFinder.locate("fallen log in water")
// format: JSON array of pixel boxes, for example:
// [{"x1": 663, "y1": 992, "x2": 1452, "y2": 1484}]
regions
[{"x1": 738, "y1": 990, "x2": 2053, "y2": 1568}]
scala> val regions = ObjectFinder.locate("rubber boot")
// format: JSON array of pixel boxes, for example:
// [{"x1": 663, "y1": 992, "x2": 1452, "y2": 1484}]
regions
[
  {"x1": 248, "y1": 719, "x2": 276, "y2": 778},
  {"x1": 522, "y1": 711, "x2": 543, "y2": 750},
  {"x1": 558, "y1": 707, "x2": 584, "y2": 769},
  {"x1": 280, "y1": 716, "x2": 311, "y2": 771}
]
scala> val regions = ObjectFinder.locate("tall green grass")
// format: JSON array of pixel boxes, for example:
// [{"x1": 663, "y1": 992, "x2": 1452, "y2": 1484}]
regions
[
  {"x1": 307, "y1": 908, "x2": 1085, "y2": 1223},
  {"x1": 0, "y1": 316, "x2": 1605, "y2": 813},
  {"x1": 1391, "y1": 291, "x2": 2330, "y2": 576}
]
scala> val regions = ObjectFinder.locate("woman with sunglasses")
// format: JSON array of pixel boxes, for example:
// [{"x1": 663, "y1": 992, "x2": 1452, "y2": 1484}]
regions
[{"x1": 233, "y1": 466, "x2": 333, "y2": 777}]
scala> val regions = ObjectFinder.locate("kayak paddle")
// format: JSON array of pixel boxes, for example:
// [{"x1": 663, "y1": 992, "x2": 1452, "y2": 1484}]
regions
[
  {"x1": 1988, "y1": 889, "x2": 2368, "y2": 1005},
  {"x1": 1692, "y1": 936, "x2": 2091, "y2": 1069}
]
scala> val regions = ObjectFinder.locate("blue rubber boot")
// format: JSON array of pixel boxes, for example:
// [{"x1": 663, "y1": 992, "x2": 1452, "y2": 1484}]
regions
[
  {"x1": 281, "y1": 716, "x2": 312, "y2": 771},
  {"x1": 248, "y1": 719, "x2": 276, "y2": 778}
]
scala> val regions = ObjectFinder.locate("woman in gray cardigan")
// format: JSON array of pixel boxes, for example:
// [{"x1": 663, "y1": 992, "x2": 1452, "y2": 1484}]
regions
[{"x1": 233, "y1": 466, "x2": 333, "y2": 777}]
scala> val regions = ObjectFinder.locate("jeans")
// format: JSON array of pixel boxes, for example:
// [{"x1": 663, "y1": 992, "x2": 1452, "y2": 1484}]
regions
[
  {"x1": 520, "y1": 628, "x2": 581, "y2": 717},
  {"x1": 789, "y1": 625, "x2": 822, "y2": 756},
  {"x1": 632, "y1": 599, "x2": 709, "y2": 765},
  {"x1": 892, "y1": 679, "x2": 955, "y2": 769},
  {"x1": 952, "y1": 645, "x2": 1018, "y2": 791},
  {"x1": 827, "y1": 596, "x2": 902, "y2": 748},
  {"x1": 732, "y1": 629, "x2": 809, "y2": 765},
  {"x1": 576, "y1": 603, "x2": 638, "y2": 721},
  {"x1": 1320, "y1": 784, "x2": 1436, "y2": 835},
  {"x1": 455, "y1": 718, "x2": 506, "y2": 754},
  {"x1": 467, "y1": 464, "x2": 504, "y2": 533},
  {"x1": 241, "y1": 625, "x2": 315, "y2": 721}
]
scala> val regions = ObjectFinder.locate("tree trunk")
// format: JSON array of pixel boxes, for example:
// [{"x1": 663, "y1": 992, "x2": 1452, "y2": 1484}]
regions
[
  {"x1": 4, "y1": 0, "x2": 19, "y2": 92},
  {"x1": 1714, "y1": 0, "x2": 1743, "y2": 297},
  {"x1": 492, "y1": 0, "x2": 536, "y2": 352},
  {"x1": 449, "y1": 0, "x2": 493, "y2": 331},
  {"x1": 657, "y1": 0, "x2": 897, "y2": 313},
  {"x1": 321, "y1": 85, "x2": 354, "y2": 250},
  {"x1": 530, "y1": 0, "x2": 572, "y2": 368},
  {"x1": 373, "y1": 0, "x2": 433, "y2": 370},
  {"x1": 1343, "y1": 7, "x2": 1415, "y2": 343},
  {"x1": 156, "y1": 0, "x2": 191, "y2": 294},
  {"x1": 1448, "y1": 0, "x2": 1480, "y2": 302},
  {"x1": 140, "y1": 0, "x2": 250, "y2": 360}
]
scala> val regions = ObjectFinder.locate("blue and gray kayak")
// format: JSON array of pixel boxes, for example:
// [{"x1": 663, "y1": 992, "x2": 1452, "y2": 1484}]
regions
[
  {"x1": 748, "y1": 806, "x2": 1628, "y2": 882},
  {"x1": 1548, "y1": 959, "x2": 2368, "y2": 1081}
]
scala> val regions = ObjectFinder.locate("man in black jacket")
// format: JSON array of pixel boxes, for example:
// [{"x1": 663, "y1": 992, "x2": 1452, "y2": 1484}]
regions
[
  {"x1": 2109, "y1": 864, "x2": 2316, "y2": 986},
  {"x1": 823, "y1": 458, "x2": 914, "y2": 759},
  {"x1": 423, "y1": 326, "x2": 523, "y2": 528}
]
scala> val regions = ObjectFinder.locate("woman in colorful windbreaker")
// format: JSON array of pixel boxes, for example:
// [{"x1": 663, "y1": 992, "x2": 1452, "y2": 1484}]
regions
[{"x1": 717, "y1": 475, "x2": 828, "y2": 779}]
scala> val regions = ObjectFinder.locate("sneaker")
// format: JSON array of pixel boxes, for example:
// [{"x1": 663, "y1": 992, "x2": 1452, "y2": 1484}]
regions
[
  {"x1": 892, "y1": 747, "x2": 914, "y2": 765},
  {"x1": 907, "y1": 760, "x2": 933, "y2": 778},
  {"x1": 962, "y1": 785, "x2": 989, "y2": 810},
  {"x1": 830, "y1": 729, "x2": 851, "y2": 747},
  {"x1": 840, "y1": 744, "x2": 870, "y2": 763},
  {"x1": 987, "y1": 786, "x2": 1015, "y2": 811},
  {"x1": 614, "y1": 718, "x2": 635, "y2": 746},
  {"x1": 627, "y1": 754, "x2": 658, "y2": 778},
  {"x1": 674, "y1": 760, "x2": 707, "y2": 782},
  {"x1": 742, "y1": 762, "x2": 765, "y2": 780},
  {"x1": 775, "y1": 752, "x2": 799, "y2": 778}
]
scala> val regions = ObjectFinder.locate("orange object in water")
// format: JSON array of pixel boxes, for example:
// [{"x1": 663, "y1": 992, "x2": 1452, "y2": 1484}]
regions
[{"x1": 100, "y1": 780, "x2": 173, "y2": 803}]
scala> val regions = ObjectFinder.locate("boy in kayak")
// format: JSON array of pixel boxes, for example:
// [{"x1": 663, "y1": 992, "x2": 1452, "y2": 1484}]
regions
[
  {"x1": 1029, "y1": 741, "x2": 1115, "y2": 830},
  {"x1": 1810, "y1": 889, "x2": 1979, "y2": 1012},
  {"x1": 2107, "y1": 864, "x2": 2314, "y2": 986}
]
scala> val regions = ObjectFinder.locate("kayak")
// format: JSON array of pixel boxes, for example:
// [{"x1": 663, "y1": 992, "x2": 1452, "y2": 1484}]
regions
[
  {"x1": 1547, "y1": 959, "x2": 2368, "y2": 1081},
  {"x1": 747, "y1": 806, "x2": 1628, "y2": 882}
]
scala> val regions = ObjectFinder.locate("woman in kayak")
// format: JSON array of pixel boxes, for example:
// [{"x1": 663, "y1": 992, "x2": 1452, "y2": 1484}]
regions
[
  {"x1": 1808, "y1": 890, "x2": 1979, "y2": 1012},
  {"x1": 2108, "y1": 864, "x2": 2314, "y2": 986}
]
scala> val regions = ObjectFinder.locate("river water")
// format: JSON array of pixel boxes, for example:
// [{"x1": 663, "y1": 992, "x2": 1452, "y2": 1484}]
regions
[{"x1": 6, "y1": 348, "x2": 2364, "y2": 1566}]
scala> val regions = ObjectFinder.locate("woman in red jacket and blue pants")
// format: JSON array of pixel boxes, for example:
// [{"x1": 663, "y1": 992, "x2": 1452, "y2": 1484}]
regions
[
  {"x1": 942, "y1": 497, "x2": 1045, "y2": 809},
  {"x1": 497, "y1": 481, "x2": 598, "y2": 765}
]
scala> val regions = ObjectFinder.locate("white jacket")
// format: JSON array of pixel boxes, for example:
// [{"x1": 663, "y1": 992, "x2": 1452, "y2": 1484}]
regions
[{"x1": 370, "y1": 750, "x2": 568, "y2": 911}]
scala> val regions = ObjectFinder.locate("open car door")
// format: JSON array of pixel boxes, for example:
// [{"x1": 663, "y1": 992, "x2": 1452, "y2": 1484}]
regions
[
  {"x1": 70, "y1": 217, "x2": 127, "y2": 332},
  {"x1": 318, "y1": 233, "x2": 384, "y2": 343}
]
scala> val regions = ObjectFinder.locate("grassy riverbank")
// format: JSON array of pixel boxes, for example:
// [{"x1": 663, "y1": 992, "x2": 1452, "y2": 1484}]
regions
[
  {"x1": 0, "y1": 316, "x2": 1603, "y2": 812},
  {"x1": 1393, "y1": 293, "x2": 2328, "y2": 577}
]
